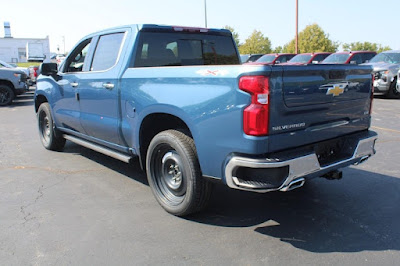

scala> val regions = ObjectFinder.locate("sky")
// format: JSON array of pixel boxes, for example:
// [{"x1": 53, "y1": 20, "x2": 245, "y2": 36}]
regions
[{"x1": 2, "y1": 0, "x2": 399, "y2": 53}]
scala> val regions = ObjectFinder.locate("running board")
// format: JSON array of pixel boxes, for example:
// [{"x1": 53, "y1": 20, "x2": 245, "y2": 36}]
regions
[{"x1": 63, "y1": 135, "x2": 132, "y2": 163}]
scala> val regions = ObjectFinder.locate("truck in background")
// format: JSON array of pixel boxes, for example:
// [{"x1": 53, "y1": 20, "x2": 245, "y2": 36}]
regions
[{"x1": 26, "y1": 42, "x2": 46, "y2": 62}]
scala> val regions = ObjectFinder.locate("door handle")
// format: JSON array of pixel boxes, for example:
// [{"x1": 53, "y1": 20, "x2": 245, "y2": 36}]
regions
[
  {"x1": 71, "y1": 82, "x2": 79, "y2": 88},
  {"x1": 102, "y1": 83, "x2": 115, "y2": 90}
]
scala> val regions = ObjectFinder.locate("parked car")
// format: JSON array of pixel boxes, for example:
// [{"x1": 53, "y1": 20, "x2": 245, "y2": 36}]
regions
[
  {"x1": 364, "y1": 50, "x2": 400, "y2": 98},
  {"x1": 240, "y1": 54, "x2": 264, "y2": 63},
  {"x1": 50, "y1": 54, "x2": 66, "y2": 65},
  {"x1": 280, "y1": 52, "x2": 332, "y2": 65},
  {"x1": 397, "y1": 69, "x2": 400, "y2": 93},
  {"x1": 28, "y1": 66, "x2": 40, "y2": 85},
  {"x1": 0, "y1": 59, "x2": 31, "y2": 80},
  {"x1": 322, "y1": 51, "x2": 376, "y2": 65},
  {"x1": 35, "y1": 24, "x2": 376, "y2": 216},
  {"x1": 246, "y1": 53, "x2": 295, "y2": 65},
  {"x1": 0, "y1": 67, "x2": 29, "y2": 105}
]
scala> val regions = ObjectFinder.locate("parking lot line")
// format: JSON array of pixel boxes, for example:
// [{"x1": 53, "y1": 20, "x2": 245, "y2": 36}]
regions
[{"x1": 371, "y1": 126, "x2": 400, "y2": 134}]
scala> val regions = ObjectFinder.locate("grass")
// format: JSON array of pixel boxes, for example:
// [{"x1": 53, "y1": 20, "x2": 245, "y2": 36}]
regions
[{"x1": 17, "y1": 62, "x2": 41, "y2": 67}]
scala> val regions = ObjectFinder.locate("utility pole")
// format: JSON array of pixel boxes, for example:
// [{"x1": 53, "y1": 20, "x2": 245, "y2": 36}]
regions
[
  {"x1": 295, "y1": 0, "x2": 298, "y2": 54},
  {"x1": 62, "y1": 36, "x2": 65, "y2": 55},
  {"x1": 204, "y1": 0, "x2": 208, "y2": 28}
]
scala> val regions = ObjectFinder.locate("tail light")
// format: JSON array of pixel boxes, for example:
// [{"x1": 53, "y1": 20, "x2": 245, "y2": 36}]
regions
[
  {"x1": 369, "y1": 73, "x2": 374, "y2": 115},
  {"x1": 239, "y1": 76, "x2": 270, "y2": 136},
  {"x1": 33, "y1": 66, "x2": 39, "y2": 77}
]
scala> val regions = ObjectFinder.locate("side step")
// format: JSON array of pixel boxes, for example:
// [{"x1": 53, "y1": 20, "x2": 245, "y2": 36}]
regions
[{"x1": 63, "y1": 135, "x2": 132, "y2": 163}]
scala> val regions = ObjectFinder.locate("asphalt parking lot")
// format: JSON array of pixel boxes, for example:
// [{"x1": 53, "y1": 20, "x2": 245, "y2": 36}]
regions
[{"x1": 1, "y1": 89, "x2": 399, "y2": 265}]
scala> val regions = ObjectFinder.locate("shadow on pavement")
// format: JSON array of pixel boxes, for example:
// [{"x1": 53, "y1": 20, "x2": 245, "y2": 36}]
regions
[
  {"x1": 63, "y1": 141, "x2": 148, "y2": 186},
  {"x1": 60, "y1": 140, "x2": 400, "y2": 253},
  {"x1": 189, "y1": 167, "x2": 400, "y2": 253}
]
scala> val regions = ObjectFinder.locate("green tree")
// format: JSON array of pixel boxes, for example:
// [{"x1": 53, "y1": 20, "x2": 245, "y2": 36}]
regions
[
  {"x1": 224, "y1": 25, "x2": 240, "y2": 47},
  {"x1": 273, "y1": 46, "x2": 283, "y2": 53},
  {"x1": 342, "y1": 42, "x2": 391, "y2": 53},
  {"x1": 239, "y1": 30, "x2": 272, "y2": 54},
  {"x1": 283, "y1": 23, "x2": 338, "y2": 53}
]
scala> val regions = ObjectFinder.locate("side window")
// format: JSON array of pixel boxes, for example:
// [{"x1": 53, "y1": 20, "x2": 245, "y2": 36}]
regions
[
  {"x1": 313, "y1": 54, "x2": 328, "y2": 63},
  {"x1": 91, "y1": 33, "x2": 125, "y2": 72},
  {"x1": 64, "y1": 39, "x2": 92, "y2": 73},
  {"x1": 350, "y1": 54, "x2": 362, "y2": 64},
  {"x1": 363, "y1": 53, "x2": 375, "y2": 63},
  {"x1": 64, "y1": 39, "x2": 92, "y2": 72}
]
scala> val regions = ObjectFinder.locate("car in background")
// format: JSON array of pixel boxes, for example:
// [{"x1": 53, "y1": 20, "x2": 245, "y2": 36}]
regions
[
  {"x1": 246, "y1": 53, "x2": 295, "y2": 65},
  {"x1": 397, "y1": 69, "x2": 400, "y2": 92},
  {"x1": 50, "y1": 54, "x2": 66, "y2": 65},
  {"x1": 28, "y1": 66, "x2": 40, "y2": 85},
  {"x1": 0, "y1": 59, "x2": 31, "y2": 82},
  {"x1": 0, "y1": 67, "x2": 29, "y2": 105},
  {"x1": 279, "y1": 52, "x2": 331, "y2": 65},
  {"x1": 240, "y1": 54, "x2": 264, "y2": 63},
  {"x1": 322, "y1": 51, "x2": 376, "y2": 65},
  {"x1": 364, "y1": 50, "x2": 400, "y2": 98}
]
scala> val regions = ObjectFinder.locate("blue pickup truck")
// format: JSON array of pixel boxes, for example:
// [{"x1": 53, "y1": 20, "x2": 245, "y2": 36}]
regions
[{"x1": 35, "y1": 24, "x2": 377, "y2": 216}]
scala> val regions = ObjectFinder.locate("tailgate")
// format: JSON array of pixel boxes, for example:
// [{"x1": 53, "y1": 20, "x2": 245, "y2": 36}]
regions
[{"x1": 267, "y1": 64, "x2": 373, "y2": 152}]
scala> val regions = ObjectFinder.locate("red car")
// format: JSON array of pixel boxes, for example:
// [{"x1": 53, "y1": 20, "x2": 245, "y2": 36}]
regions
[
  {"x1": 246, "y1": 53, "x2": 295, "y2": 65},
  {"x1": 280, "y1": 52, "x2": 332, "y2": 65},
  {"x1": 321, "y1": 51, "x2": 376, "y2": 64}
]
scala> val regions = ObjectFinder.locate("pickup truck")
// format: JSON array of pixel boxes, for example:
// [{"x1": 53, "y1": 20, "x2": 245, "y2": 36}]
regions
[
  {"x1": 34, "y1": 24, "x2": 377, "y2": 216},
  {"x1": 0, "y1": 67, "x2": 29, "y2": 106}
]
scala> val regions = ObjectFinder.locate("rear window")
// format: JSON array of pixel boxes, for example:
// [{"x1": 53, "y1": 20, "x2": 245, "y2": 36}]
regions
[{"x1": 133, "y1": 32, "x2": 239, "y2": 67}]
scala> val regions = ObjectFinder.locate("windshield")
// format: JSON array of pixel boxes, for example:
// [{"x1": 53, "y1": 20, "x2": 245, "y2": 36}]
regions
[
  {"x1": 256, "y1": 55, "x2": 276, "y2": 63},
  {"x1": 322, "y1": 54, "x2": 351, "y2": 64},
  {"x1": 289, "y1": 54, "x2": 312, "y2": 63},
  {"x1": 369, "y1": 53, "x2": 400, "y2": 64}
]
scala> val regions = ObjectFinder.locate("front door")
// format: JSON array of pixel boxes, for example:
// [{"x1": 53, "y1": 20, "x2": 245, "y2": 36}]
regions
[{"x1": 78, "y1": 32, "x2": 126, "y2": 145}]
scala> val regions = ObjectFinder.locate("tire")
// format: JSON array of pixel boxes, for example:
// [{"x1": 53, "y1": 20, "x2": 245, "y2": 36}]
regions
[
  {"x1": 0, "y1": 85, "x2": 15, "y2": 106},
  {"x1": 146, "y1": 130, "x2": 212, "y2": 216},
  {"x1": 386, "y1": 79, "x2": 400, "y2": 99},
  {"x1": 37, "y1": 102, "x2": 66, "y2": 151}
]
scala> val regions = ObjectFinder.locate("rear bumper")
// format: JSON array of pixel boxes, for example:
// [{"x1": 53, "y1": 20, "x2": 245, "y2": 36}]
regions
[{"x1": 224, "y1": 131, "x2": 377, "y2": 193}]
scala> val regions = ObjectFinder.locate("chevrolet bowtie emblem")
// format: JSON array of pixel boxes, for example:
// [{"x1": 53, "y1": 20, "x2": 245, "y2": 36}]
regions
[{"x1": 326, "y1": 85, "x2": 345, "y2": 97}]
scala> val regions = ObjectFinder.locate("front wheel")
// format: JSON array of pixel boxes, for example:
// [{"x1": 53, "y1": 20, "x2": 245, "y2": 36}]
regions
[
  {"x1": 387, "y1": 79, "x2": 400, "y2": 99},
  {"x1": 0, "y1": 85, "x2": 14, "y2": 106},
  {"x1": 37, "y1": 102, "x2": 66, "y2": 151},
  {"x1": 146, "y1": 130, "x2": 212, "y2": 216}
]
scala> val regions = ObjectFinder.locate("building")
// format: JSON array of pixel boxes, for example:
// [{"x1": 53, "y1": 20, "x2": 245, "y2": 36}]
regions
[{"x1": 0, "y1": 22, "x2": 51, "y2": 63}]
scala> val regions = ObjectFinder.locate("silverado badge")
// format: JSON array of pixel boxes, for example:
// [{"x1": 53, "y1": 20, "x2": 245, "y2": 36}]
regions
[{"x1": 326, "y1": 84, "x2": 345, "y2": 97}]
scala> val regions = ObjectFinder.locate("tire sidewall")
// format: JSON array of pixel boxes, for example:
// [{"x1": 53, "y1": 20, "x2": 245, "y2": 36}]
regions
[
  {"x1": 146, "y1": 131, "x2": 197, "y2": 215},
  {"x1": 37, "y1": 103, "x2": 56, "y2": 149},
  {"x1": 0, "y1": 85, "x2": 14, "y2": 106}
]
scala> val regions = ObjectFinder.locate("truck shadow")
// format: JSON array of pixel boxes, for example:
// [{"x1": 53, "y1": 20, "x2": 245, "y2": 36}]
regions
[
  {"x1": 63, "y1": 141, "x2": 148, "y2": 186},
  {"x1": 61, "y1": 142, "x2": 400, "y2": 253},
  {"x1": 189, "y1": 167, "x2": 400, "y2": 253}
]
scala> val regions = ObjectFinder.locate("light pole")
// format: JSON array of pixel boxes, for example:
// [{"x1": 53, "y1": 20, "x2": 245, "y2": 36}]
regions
[
  {"x1": 204, "y1": 0, "x2": 208, "y2": 28},
  {"x1": 295, "y1": 0, "x2": 298, "y2": 54}
]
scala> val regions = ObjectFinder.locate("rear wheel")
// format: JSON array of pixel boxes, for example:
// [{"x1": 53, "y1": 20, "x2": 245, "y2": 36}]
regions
[
  {"x1": 37, "y1": 102, "x2": 66, "y2": 151},
  {"x1": 146, "y1": 130, "x2": 212, "y2": 216},
  {"x1": 387, "y1": 79, "x2": 400, "y2": 99},
  {"x1": 0, "y1": 85, "x2": 14, "y2": 106}
]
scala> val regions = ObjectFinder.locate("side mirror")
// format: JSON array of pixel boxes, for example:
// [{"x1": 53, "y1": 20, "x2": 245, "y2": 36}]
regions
[
  {"x1": 350, "y1": 61, "x2": 357, "y2": 65},
  {"x1": 39, "y1": 63, "x2": 58, "y2": 76}
]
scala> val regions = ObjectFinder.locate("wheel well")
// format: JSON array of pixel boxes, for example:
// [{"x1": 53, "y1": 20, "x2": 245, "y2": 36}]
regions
[
  {"x1": 35, "y1": 95, "x2": 48, "y2": 112},
  {"x1": 0, "y1": 80, "x2": 15, "y2": 91},
  {"x1": 139, "y1": 113, "x2": 192, "y2": 170}
]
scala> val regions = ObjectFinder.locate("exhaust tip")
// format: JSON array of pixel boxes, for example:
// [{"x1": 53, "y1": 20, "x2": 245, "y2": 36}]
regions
[{"x1": 280, "y1": 178, "x2": 305, "y2": 192}]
